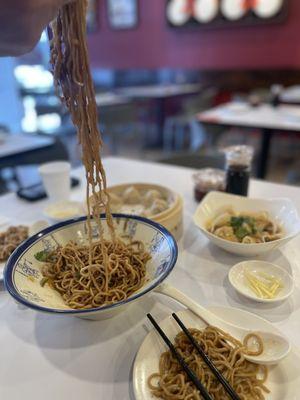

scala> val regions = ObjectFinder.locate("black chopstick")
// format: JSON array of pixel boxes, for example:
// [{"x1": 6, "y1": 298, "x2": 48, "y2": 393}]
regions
[
  {"x1": 172, "y1": 313, "x2": 242, "y2": 400},
  {"x1": 147, "y1": 313, "x2": 214, "y2": 400}
]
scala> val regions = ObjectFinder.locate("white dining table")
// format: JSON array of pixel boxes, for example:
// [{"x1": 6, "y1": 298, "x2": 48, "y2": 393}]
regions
[
  {"x1": 1, "y1": 156, "x2": 300, "y2": 399},
  {"x1": 197, "y1": 102, "x2": 300, "y2": 180},
  {"x1": 115, "y1": 83, "x2": 202, "y2": 99},
  {"x1": 95, "y1": 93, "x2": 132, "y2": 107},
  {"x1": 280, "y1": 86, "x2": 300, "y2": 105},
  {"x1": 0, "y1": 134, "x2": 54, "y2": 159},
  {"x1": 198, "y1": 102, "x2": 300, "y2": 132}
]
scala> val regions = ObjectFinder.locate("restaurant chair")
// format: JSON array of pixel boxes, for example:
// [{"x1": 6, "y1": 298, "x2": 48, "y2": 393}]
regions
[
  {"x1": 158, "y1": 150, "x2": 224, "y2": 170},
  {"x1": 163, "y1": 88, "x2": 217, "y2": 152},
  {"x1": 99, "y1": 103, "x2": 146, "y2": 154},
  {"x1": 286, "y1": 167, "x2": 300, "y2": 185}
]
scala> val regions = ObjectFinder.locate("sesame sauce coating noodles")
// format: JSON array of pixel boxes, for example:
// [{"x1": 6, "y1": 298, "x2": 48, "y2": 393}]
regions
[
  {"x1": 41, "y1": 239, "x2": 149, "y2": 309},
  {"x1": 43, "y1": 0, "x2": 150, "y2": 310},
  {"x1": 148, "y1": 327, "x2": 269, "y2": 400}
]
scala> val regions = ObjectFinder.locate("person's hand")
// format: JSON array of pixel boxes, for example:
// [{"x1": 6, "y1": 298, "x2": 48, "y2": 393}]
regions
[{"x1": 0, "y1": 0, "x2": 74, "y2": 57}]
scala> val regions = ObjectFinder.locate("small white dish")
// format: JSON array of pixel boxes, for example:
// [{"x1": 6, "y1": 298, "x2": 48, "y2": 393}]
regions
[
  {"x1": 229, "y1": 260, "x2": 294, "y2": 303},
  {"x1": 193, "y1": 191, "x2": 300, "y2": 256},
  {"x1": 43, "y1": 200, "x2": 84, "y2": 223}
]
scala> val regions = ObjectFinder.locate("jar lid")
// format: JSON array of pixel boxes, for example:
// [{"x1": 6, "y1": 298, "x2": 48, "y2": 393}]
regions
[
  {"x1": 223, "y1": 145, "x2": 254, "y2": 167},
  {"x1": 192, "y1": 168, "x2": 225, "y2": 191}
]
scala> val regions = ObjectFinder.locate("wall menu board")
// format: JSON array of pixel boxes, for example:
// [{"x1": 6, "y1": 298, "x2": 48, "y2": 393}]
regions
[{"x1": 166, "y1": 0, "x2": 288, "y2": 29}]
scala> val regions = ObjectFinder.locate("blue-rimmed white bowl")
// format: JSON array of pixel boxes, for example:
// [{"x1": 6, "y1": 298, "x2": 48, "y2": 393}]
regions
[{"x1": 4, "y1": 214, "x2": 178, "y2": 320}]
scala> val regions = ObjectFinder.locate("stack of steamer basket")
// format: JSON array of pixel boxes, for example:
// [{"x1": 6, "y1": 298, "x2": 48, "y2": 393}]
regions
[{"x1": 90, "y1": 183, "x2": 183, "y2": 241}]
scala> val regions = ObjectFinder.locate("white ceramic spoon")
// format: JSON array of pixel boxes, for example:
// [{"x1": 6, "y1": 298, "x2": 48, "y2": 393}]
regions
[{"x1": 154, "y1": 283, "x2": 291, "y2": 365}]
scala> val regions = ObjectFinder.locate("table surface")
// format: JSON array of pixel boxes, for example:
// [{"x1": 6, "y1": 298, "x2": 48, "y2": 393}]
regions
[
  {"x1": 0, "y1": 134, "x2": 54, "y2": 159},
  {"x1": 280, "y1": 86, "x2": 300, "y2": 104},
  {"x1": 116, "y1": 83, "x2": 202, "y2": 99},
  {"x1": 198, "y1": 101, "x2": 300, "y2": 131},
  {"x1": 36, "y1": 93, "x2": 132, "y2": 111},
  {"x1": 1, "y1": 157, "x2": 300, "y2": 399},
  {"x1": 95, "y1": 93, "x2": 132, "y2": 107}
]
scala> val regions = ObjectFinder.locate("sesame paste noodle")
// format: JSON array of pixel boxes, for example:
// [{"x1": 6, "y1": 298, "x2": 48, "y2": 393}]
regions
[
  {"x1": 43, "y1": 0, "x2": 150, "y2": 310},
  {"x1": 148, "y1": 326, "x2": 269, "y2": 400}
]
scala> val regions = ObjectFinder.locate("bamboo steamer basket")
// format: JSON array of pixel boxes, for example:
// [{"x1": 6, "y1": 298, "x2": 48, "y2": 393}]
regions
[
  {"x1": 155, "y1": 195, "x2": 183, "y2": 241},
  {"x1": 89, "y1": 183, "x2": 183, "y2": 241}
]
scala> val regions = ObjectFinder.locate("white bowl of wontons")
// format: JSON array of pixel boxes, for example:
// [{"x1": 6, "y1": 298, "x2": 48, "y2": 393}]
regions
[{"x1": 193, "y1": 192, "x2": 300, "y2": 256}]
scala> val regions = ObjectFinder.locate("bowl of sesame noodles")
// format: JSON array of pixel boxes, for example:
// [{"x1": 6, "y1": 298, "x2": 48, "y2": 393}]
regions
[{"x1": 4, "y1": 214, "x2": 177, "y2": 320}]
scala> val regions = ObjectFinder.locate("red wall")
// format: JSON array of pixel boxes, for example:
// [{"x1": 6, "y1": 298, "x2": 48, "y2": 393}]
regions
[{"x1": 88, "y1": 0, "x2": 300, "y2": 70}]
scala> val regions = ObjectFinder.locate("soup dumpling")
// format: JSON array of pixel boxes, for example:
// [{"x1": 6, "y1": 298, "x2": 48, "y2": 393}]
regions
[
  {"x1": 122, "y1": 186, "x2": 141, "y2": 205},
  {"x1": 209, "y1": 211, "x2": 232, "y2": 233},
  {"x1": 242, "y1": 235, "x2": 261, "y2": 244},
  {"x1": 108, "y1": 192, "x2": 122, "y2": 206},
  {"x1": 214, "y1": 226, "x2": 238, "y2": 242},
  {"x1": 149, "y1": 198, "x2": 168, "y2": 216},
  {"x1": 143, "y1": 189, "x2": 162, "y2": 207}
]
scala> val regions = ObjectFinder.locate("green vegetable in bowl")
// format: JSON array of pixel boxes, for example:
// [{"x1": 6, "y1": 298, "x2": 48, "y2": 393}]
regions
[
  {"x1": 230, "y1": 216, "x2": 257, "y2": 240},
  {"x1": 34, "y1": 250, "x2": 50, "y2": 262}
]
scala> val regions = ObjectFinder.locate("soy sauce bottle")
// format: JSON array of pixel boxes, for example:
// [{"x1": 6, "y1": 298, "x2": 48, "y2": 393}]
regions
[{"x1": 224, "y1": 145, "x2": 254, "y2": 196}]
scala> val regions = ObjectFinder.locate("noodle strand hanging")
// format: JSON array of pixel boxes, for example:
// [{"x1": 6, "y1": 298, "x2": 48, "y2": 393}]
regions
[
  {"x1": 43, "y1": 0, "x2": 150, "y2": 310},
  {"x1": 49, "y1": 0, "x2": 113, "y2": 239}
]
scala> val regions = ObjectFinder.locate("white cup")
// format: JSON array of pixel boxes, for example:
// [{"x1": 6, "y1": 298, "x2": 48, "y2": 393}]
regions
[{"x1": 38, "y1": 161, "x2": 71, "y2": 202}]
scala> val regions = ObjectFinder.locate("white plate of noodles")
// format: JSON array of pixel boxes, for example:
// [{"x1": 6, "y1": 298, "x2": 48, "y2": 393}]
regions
[
  {"x1": 133, "y1": 307, "x2": 300, "y2": 400},
  {"x1": 4, "y1": 215, "x2": 177, "y2": 320},
  {"x1": 193, "y1": 191, "x2": 300, "y2": 256}
]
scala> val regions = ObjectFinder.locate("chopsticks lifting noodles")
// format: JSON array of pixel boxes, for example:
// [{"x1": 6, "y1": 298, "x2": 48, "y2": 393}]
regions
[
  {"x1": 172, "y1": 313, "x2": 242, "y2": 400},
  {"x1": 147, "y1": 313, "x2": 214, "y2": 400}
]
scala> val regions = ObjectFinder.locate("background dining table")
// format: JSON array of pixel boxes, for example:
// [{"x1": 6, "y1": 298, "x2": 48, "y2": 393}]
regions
[
  {"x1": 116, "y1": 83, "x2": 203, "y2": 142},
  {"x1": 1, "y1": 157, "x2": 300, "y2": 399},
  {"x1": 0, "y1": 134, "x2": 55, "y2": 169},
  {"x1": 197, "y1": 102, "x2": 300, "y2": 179}
]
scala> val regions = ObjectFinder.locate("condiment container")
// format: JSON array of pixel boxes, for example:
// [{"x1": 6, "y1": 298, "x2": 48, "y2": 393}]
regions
[
  {"x1": 192, "y1": 168, "x2": 225, "y2": 202},
  {"x1": 224, "y1": 145, "x2": 254, "y2": 196}
]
